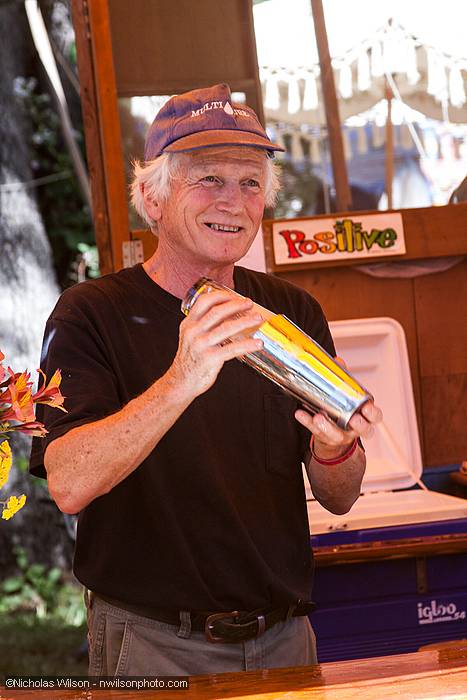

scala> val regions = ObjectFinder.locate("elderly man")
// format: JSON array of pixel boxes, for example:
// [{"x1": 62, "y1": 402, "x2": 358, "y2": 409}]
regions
[{"x1": 30, "y1": 84, "x2": 381, "y2": 676}]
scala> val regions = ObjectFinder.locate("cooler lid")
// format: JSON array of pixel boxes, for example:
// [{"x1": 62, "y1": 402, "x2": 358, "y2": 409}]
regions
[{"x1": 327, "y1": 317, "x2": 422, "y2": 492}]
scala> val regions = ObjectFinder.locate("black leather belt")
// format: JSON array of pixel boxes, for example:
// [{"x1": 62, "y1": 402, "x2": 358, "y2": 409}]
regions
[
  {"x1": 95, "y1": 593, "x2": 315, "y2": 644},
  {"x1": 202, "y1": 601, "x2": 316, "y2": 643}
]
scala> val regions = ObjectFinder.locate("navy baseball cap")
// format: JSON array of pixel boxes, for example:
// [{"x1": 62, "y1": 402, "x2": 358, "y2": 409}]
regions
[{"x1": 144, "y1": 83, "x2": 284, "y2": 160}]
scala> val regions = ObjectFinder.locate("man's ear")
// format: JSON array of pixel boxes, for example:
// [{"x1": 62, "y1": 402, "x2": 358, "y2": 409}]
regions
[{"x1": 141, "y1": 183, "x2": 162, "y2": 222}]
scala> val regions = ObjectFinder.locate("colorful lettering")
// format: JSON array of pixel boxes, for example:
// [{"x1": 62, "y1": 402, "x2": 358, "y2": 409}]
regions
[
  {"x1": 377, "y1": 228, "x2": 397, "y2": 248},
  {"x1": 353, "y1": 222, "x2": 364, "y2": 251},
  {"x1": 334, "y1": 221, "x2": 347, "y2": 252},
  {"x1": 278, "y1": 230, "x2": 305, "y2": 258},
  {"x1": 343, "y1": 219, "x2": 354, "y2": 253},
  {"x1": 299, "y1": 239, "x2": 318, "y2": 255},
  {"x1": 362, "y1": 228, "x2": 381, "y2": 249},
  {"x1": 278, "y1": 219, "x2": 400, "y2": 259},
  {"x1": 314, "y1": 231, "x2": 336, "y2": 254}
]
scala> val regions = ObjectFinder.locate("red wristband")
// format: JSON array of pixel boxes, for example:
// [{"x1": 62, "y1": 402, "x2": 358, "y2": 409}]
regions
[{"x1": 311, "y1": 436, "x2": 358, "y2": 465}]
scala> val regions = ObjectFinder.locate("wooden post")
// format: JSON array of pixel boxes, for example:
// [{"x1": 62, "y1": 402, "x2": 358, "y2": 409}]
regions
[
  {"x1": 71, "y1": 0, "x2": 129, "y2": 273},
  {"x1": 243, "y1": 0, "x2": 266, "y2": 127},
  {"x1": 311, "y1": 0, "x2": 352, "y2": 212},
  {"x1": 71, "y1": 0, "x2": 113, "y2": 275},
  {"x1": 385, "y1": 79, "x2": 394, "y2": 210}
]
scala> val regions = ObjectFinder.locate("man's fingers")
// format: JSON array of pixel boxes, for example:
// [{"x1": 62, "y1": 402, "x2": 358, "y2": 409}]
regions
[
  {"x1": 205, "y1": 311, "x2": 263, "y2": 347},
  {"x1": 216, "y1": 336, "x2": 263, "y2": 362},
  {"x1": 187, "y1": 289, "x2": 251, "y2": 324},
  {"x1": 185, "y1": 289, "x2": 231, "y2": 318},
  {"x1": 313, "y1": 413, "x2": 357, "y2": 443},
  {"x1": 294, "y1": 408, "x2": 315, "y2": 432},
  {"x1": 360, "y1": 400, "x2": 383, "y2": 424},
  {"x1": 347, "y1": 412, "x2": 374, "y2": 439},
  {"x1": 295, "y1": 399, "x2": 383, "y2": 451},
  {"x1": 295, "y1": 409, "x2": 357, "y2": 444}
]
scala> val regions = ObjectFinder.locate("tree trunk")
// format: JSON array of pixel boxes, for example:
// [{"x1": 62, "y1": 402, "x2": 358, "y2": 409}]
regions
[{"x1": 0, "y1": 1, "x2": 73, "y2": 575}]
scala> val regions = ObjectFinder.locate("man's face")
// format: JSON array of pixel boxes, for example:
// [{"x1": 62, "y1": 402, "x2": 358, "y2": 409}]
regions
[{"x1": 156, "y1": 147, "x2": 267, "y2": 267}]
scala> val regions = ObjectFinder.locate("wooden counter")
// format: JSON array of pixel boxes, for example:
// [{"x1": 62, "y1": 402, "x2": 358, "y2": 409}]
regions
[{"x1": 1, "y1": 645, "x2": 466, "y2": 699}]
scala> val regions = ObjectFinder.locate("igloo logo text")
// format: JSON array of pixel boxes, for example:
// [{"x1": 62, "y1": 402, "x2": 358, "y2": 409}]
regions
[{"x1": 417, "y1": 600, "x2": 466, "y2": 625}]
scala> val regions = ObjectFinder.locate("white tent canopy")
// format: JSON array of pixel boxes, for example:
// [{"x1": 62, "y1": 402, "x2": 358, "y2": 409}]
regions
[{"x1": 253, "y1": 0, "x2": 467, "y2": 124}]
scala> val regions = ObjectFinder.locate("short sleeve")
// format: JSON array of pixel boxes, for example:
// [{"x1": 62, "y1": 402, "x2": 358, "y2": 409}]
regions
[{"x1": 29, "y1": 309, "x2": 121, "y2": 479}]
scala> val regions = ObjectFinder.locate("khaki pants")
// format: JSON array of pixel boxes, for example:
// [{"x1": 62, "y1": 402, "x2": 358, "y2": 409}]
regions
[{"x1": 85, "y1": 592, "x2": 318, "y2": 676}]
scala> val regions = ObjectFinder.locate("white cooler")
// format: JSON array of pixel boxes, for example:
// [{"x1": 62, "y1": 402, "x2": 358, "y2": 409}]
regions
[{"x1": 305, "y1": 317, "x2": 467, "y2": 662}]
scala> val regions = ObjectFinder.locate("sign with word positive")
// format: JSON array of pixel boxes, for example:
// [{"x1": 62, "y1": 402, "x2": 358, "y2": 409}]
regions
[{"x1": 271, "y1": 213, "x2": 406, "y2": 266}]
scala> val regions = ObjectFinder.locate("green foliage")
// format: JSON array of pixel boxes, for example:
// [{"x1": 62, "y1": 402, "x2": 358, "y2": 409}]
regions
[
  {"x1": 77, "y1": 242, "x2": 100, "y2": 279},
  {"x1": 0, "y1": 546, "x2": 85, "y2": 626},
  {"x1": 12, "y1": 455, "x2": 29, "y2": 473},
  {"x1": 0, "y1": 615, "x2": 87, "y2": 676},
  {"x1": 0, "y1": 546, "x2": 87, "y2": 675},
  {"x1": 274, "y1": 158, "x2": 323, "y2": 218}
]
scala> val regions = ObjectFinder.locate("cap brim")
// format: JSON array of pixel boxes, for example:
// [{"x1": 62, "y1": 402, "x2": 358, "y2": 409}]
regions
[{"x1": 163, "y1": 129, "x2": 284, "y2": 154}]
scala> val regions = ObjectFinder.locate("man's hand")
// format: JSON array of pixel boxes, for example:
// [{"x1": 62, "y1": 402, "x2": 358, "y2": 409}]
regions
[
  {"x1": 294, "y1": 355, "x2": 382, "y2": 460},
  {"x1": 297, "y1": 402, "x2": 382, "y2": 514},
  {"x1": 297, "y1": 355, "x2": 383, "y2": 514},
  {"x1": 295, "y1": 400, "x2": 382, "y2": 460},
  {"x1": 168, "y1": 290, "x2": 264, "y2": 400}
]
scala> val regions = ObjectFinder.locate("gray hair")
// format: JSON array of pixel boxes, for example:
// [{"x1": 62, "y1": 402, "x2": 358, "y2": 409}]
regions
[{"x1": 130, "y1": 151, "x2": 280, "y2": 231}]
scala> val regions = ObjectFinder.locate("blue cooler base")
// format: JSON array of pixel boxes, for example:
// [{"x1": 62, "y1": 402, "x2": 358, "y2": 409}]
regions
[{"x1": 310, "y1": 519, "x2": 467, "y2": 663}]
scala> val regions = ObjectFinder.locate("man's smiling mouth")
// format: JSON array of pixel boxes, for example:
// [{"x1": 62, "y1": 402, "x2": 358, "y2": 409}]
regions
[{"x1": 206, "y1": 223, "x2": 242, "y2": 233}]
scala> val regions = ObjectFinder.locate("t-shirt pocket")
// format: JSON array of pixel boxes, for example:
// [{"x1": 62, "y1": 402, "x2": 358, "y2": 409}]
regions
[{"x1": 264, "y1": 393, "x2": 304, "y2": 480}]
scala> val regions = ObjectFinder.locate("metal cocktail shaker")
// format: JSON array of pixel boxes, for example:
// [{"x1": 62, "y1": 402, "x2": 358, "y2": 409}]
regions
[{"x1": 182, "y1": 278, "x2": 373, "y2": 430}]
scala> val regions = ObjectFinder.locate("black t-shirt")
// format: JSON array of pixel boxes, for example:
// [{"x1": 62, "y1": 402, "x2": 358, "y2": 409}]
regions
[{"x1": 30, "y1": 264, "x2": 335, "y2": 612}]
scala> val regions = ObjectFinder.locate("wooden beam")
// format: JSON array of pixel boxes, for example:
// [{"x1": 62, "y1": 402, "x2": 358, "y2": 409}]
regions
[
  {"x1": 71, "y1": 0, "x2": 113, "y2": 275},
  {"x1": 72, "y1": 0, "x2": 130, "y2": 273},
  {"x1": 311, "y1": 0, "x2": 352, "y2": 212},
  {"x1": 243, "y1": 0, "x2": 266, "y2": 126},
  {"x1": 86, "y1": 0, "x2": 129, "y2": 272},
  {"x1": 314, "y1": 533, "x2": 467, "y2": 566},
  {"x1": 385, "y1": 79, "x2": 394, "y2": 209}
]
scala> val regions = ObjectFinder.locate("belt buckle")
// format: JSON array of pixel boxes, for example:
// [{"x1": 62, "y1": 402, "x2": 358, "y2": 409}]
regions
[{"x1": 205, "y1": 611, "x2": 239, "y2": 643}]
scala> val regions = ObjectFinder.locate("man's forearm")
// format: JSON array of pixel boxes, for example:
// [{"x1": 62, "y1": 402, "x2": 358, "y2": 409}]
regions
[
  {"x1": 45, "y1": 368, "x2": 194, "y2": 515},
  {"x1": 305, "y1": 444, "x2": 366, "y2": 515}
]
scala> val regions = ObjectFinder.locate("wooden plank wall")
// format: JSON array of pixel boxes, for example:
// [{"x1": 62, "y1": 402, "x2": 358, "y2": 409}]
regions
[{"x1": 276, "y1": 258, "x2": 467, "y2": 467}]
